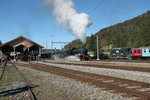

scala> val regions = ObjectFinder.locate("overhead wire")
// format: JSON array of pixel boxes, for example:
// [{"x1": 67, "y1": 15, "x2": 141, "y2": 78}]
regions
[{"x1": 89, "y1": 0, "x2": 105, "y2": 14}]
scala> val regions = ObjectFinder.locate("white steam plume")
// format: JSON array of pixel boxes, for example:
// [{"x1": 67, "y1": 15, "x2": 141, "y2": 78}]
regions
[{"x1": 44, "y1": 0, "x2": 92, "y2": 43}]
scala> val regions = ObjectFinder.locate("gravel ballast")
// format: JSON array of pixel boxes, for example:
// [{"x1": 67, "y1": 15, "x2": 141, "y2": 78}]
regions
[
  {"x1": 39, "y1": 62, "x2": 150, "y2": 84},
  {"x1": 18, "y1": 64, "x2": 135, "y2": 100}
]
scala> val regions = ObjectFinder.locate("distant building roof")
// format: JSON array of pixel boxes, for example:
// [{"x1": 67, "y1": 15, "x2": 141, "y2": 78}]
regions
[{"x1": 0, "y1": 36, "x2": 44, "y2": 48}]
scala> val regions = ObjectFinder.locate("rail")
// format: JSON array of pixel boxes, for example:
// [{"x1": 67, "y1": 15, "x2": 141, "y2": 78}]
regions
[{"x1": 17, "y1": 62, "x2": 150, "y2": 100}]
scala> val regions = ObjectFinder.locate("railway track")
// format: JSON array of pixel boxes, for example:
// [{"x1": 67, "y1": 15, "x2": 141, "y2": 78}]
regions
[
  {"x1": 44, "y1": 61, "x2": 150, "y2": 73},
  {"x1": 16, "y1": 62, "x2": 150, "y2": 100},
  {"x1": 93, "y1": 59, "x2": 150, "y2": 63}
]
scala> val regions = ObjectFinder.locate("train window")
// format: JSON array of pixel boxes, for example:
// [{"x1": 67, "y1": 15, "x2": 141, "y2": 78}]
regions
[
  {"x1": 134, "y1": 50, "x2": 136, "y2": 53},
  {"x1": 138, "y1": 50, "x2": 140, "y2": 53},
  {"x1": 144, "y1": 49, "x2": 146, "y2": 53},
  {"x1": 149, "y1": 49, "x2": 150, "y2": 52},
  {"x1": 116, "y1": 51, "x2": 119, "y2": 53}
]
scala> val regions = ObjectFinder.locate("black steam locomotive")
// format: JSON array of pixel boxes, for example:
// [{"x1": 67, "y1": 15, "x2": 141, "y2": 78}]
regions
[
  {"x1": 41, "y1": 47, "x2": 91, "y2": 61},
  {"x1": 67, "y1": 47, "x2": 90, "y2": 60}
]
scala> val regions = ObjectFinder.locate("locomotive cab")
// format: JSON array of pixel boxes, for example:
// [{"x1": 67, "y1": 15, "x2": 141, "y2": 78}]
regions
[{"x1": 131, "y1": 48, "x2": 142, "y2": 59}]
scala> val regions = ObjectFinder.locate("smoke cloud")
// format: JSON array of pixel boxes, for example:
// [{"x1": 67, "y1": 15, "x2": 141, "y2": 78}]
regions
[{"x1": 44, "y1": 0, "x2": 92, "y2": 43}]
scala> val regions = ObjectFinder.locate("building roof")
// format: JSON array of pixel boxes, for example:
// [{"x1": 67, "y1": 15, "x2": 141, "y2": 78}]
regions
[{"x1": 0, "y1": 36, "x2": 44, "y2": 48}]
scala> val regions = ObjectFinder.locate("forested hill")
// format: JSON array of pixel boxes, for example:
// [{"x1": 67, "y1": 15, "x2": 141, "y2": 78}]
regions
[{"x1": 64, "y1": 11, "x2": 150, "y2": 51}]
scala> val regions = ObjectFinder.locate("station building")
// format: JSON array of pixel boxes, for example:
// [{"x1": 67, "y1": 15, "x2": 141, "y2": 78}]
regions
[{"x1": 0, "y1": 36, "x2": 44, "y2": 60}]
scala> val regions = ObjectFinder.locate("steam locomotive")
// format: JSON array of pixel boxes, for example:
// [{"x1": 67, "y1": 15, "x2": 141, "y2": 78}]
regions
[
  {"x1": 67, "y1": 47, "x2": 90, "y2": 60},
  {"x1": 42, "y1": 47, "x2": 91, "y2": 61}
]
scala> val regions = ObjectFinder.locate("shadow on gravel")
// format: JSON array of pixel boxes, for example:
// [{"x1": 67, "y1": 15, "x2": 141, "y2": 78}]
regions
[{"x1": 0, "y1": 85, "x2": 38, "y2": 97}]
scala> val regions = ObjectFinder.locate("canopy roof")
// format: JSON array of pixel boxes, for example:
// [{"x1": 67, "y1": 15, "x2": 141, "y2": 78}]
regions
[{"x1": 0, "y1": 36, "x2": 44, "y2": 48}]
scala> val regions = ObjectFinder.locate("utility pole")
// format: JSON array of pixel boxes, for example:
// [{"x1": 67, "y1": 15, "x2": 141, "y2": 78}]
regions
[
  {"x1": 46, "y1": 41, "x2": 48, "y2": 53},
  {"x1": 97, "y1": 35, "x2": 100, "y2": 60},
  {"x1": 51, "y1": 41, "x2": 53, "y2": 60},
  {"x1": 51, "y1": 41, "x2": 53, "y2": 51}
]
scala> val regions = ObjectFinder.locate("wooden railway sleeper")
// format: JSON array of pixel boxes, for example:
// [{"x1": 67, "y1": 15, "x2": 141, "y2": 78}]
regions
[{"x1": 17, "y1": 62, "x2": 150, "y2": 100}]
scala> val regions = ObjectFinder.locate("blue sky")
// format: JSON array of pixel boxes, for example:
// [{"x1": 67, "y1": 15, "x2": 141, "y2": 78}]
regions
[{"x1": 0, "y1": 0, "x2": 150, "y2": 49}]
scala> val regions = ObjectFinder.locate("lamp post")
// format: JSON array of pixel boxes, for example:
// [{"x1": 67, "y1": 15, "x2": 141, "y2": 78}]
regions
[{"x1": 97, "y1": 35, "x2": 100, "y2": 60}]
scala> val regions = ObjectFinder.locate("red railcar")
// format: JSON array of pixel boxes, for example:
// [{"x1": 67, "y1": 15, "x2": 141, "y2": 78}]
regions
[{"x1": 131, "y1": 48, "x2": 142, "y2": 59}]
